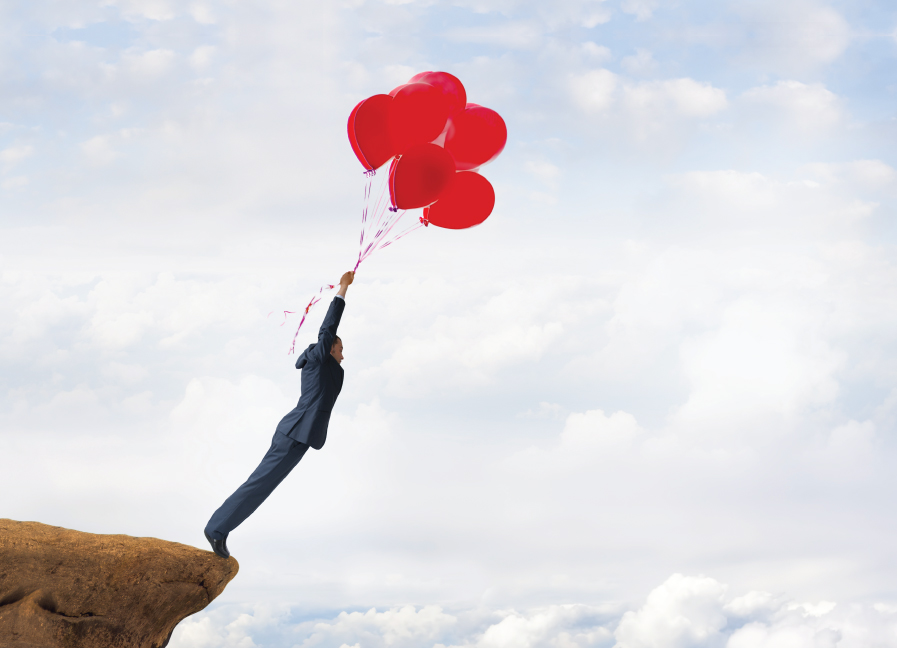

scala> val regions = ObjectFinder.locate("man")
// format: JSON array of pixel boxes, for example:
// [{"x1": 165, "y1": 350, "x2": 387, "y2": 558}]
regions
[{"x1": 204, "y1": 271, "x2": 354, "y2": 558}]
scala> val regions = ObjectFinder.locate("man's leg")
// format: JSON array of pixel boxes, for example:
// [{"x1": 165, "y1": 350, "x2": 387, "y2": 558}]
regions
[{"x1": 205, "y1": 431, "x2": 309, "y2": 540}]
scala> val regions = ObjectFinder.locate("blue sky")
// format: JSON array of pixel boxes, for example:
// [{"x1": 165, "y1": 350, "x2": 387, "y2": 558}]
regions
[{"x1": 3, "y1": 1, "x2": 897, "y2": 646}]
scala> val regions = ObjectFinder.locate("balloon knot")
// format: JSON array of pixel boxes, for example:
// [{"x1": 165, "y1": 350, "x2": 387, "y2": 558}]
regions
[
  {"x1": 420, "y1": 216, "x2": 429, "y2": 227},
  {"x1": 364, "y1": 169, "x2": 376, "y2": 177},
  {"x1": 389, "y1": 206, "x2": 398, "y2": 212}
]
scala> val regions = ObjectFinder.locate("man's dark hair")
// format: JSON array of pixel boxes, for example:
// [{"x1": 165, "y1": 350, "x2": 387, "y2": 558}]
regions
[{"x1": 332, "y1": 335, "x2": 341, "y2": 347}]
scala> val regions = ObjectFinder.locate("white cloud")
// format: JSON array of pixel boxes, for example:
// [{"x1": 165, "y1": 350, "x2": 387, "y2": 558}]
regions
[
  {"x1": 299, "y1": 606, "x2": 456, "y2": 648},
  {"x1": 0, "y1": 145, "x2": 34, "y2": 171},
  {"x1": 560, "y1": 408, "x2": 642, "y2": 455},
  {"x1": 802, "y1": 160, "x2": 897, "y2": 193},
  {"x1": 621, "y1": 48, "x2": 656, "y2": 75},
  {"x1": 620, "y1": 0, "x2": 659, "y2": 21},
  {"x1": 625, "y1": 78, "x2": 728, "y2": 118},
  {"x1": 570, "y1": 72, "x2": 727, "y2": 137},
  {"x1": 123, "y1": 48, "x2": 176, "y2": 77},
  {"x1": 742, "y1": 80, "x2": 842, "y2": 131},
  {"x1": 524, "y1": 159, "x2": 561, "y2": 187},
  {"x1": 517, "y1": 401, "x2": 566, "y2": 419},
  {"x1": 570, "y1": 68, "x2": 618, "y2": 112},
  {"x1": 581, "y1": 42, "x2": 612, "y2": 62},
  {"x1": 81, "y1": 135, "x2": 118, "y2": 165},
  {"x1": 361, "y1": 282, "x2": 568, "y2": 395},
  {"x1": 735, "y1": 1, "x2": 852, "y2": 72},
  {"x1": 673, "y1": 297, "x2": 844, "y2": 431},
  {"x1": 189, "y1": 45, "x2": 216, "y2": 71},
  {"x1": 111, "y1": 0, "x2": 177, "y2": 21},
  {"x1": 168, "y1": 574, "x2": 897, "y2": 648},
  {"x1": 582, "y1": 9, "x2": 612, "y2": 27},
  {"x1": 446, "y1": 22, "x2": 543, "y2": 49},
  {"x1": 614, "y1": 574, "x2": 728, "y2": 648},
  {"x1": 189, "y1": 2, "x2": 216, "y2": 24},
  {"x1": 1, "y1": 176, "x2": 28, "y2": 189}
]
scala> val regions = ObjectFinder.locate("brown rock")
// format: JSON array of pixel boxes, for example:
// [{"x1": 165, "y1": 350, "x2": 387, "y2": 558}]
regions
[{"x1": 0, "y1": 518, "x2": 238, "y2": 648}]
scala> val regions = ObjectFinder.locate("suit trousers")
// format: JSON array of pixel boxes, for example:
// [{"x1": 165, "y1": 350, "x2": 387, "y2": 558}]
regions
[{"x1": 205, "y1": 430, "x2": 309, "y2": 540}]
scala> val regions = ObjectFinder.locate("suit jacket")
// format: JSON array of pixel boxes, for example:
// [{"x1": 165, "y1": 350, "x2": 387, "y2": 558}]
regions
[{"x1": 275, "y1": 297, "x2": 345, "y2": 449}]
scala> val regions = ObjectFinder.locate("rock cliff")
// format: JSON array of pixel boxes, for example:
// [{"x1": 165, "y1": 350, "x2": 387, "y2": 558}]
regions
[{"x1": 0, "y1": 518, "x2": 238, "y2": 648}]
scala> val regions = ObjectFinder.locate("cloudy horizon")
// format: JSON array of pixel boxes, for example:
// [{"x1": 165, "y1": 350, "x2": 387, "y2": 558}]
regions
[{"x1": 2, "y1": 0, "x2": 897, "y2": 646}]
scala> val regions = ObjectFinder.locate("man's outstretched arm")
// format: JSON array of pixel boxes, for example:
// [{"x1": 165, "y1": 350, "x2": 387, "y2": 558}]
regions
[{"x1": 311, "y1": 271, "x2": 353, "y2": 361}]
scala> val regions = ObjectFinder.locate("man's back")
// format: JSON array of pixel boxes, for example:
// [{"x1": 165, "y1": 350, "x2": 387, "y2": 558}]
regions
[{"x1": 275, "y1": 296, "x2": 345, "y2": 449}]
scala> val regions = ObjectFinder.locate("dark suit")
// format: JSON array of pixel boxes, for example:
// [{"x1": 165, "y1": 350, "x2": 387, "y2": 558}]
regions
[
  {"x1": 204, "y1": 296, "x2": 345, "y2": 540},
  {"x1": 276, "y1": 297, "x2": 345, "y2": 449}
]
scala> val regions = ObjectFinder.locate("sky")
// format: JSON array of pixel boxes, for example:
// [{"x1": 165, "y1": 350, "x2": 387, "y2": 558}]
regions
[{"x1": 2, "y1": 0, "x2": 897, "y2": 646}]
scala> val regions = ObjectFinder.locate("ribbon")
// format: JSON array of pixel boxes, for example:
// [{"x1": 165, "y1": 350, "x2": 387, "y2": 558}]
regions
[{"x1": 280, "y1": 168, "x2": 426, "y2": 353}]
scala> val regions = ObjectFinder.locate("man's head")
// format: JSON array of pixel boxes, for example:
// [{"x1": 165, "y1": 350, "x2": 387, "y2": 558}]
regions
[{"x1": 330, "y1": 336, "x2": 344, "y2": 364}]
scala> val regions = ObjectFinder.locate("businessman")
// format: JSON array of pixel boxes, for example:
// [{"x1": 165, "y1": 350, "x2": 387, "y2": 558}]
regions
[{"x1": 204, "y1": 271, "x2": 354, "y2": 558}]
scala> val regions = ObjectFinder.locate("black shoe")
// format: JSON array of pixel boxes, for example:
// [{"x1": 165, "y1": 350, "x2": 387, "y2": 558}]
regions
[{"x1": 204, "y1": 530, "x2": 230, "y2": 559}]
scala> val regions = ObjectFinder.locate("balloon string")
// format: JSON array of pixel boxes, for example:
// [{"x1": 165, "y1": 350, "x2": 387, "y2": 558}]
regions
[
  {"x1": 288, "y1": 284, "x2": 336, "y2": 354},
  {"x1": 368, "y1": 173, "x2": 391, "y2": 239},
  {"x1": 282, "y1": 168, "x2": 425, "y2": 354},
  {"x1": 358, "y1": 174, "x2": 373, "y2": 248},
  {"x1": 379, "y1": 218, "x2": 427, "y2": 250},
  {"x1": 356, "y1": 170, "x2": 395, "y2": 269},
  {"x1": 358, "y1": 208, "x2": 409, "y2": 264}
]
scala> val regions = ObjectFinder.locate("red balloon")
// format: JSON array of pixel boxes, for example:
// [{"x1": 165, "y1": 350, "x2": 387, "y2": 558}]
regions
[
  {"x1": 388, "y1": 83, "x2": 451, "y2": 155},
  {"x1": 444, "y1": 104, "x2": 507, "y2": 171},
  {"x1": 424, "y1": 172, "x2": 495, "y2": 229},
  {"x1": 408, "y1": 71, "x2": 467, "y2": 117},
  {"x1": 347, "y1": 94, "x2": 394, "y2": 171},
  {"x1": 389, "y1": 144, "x2": 456, "y2": 210}
]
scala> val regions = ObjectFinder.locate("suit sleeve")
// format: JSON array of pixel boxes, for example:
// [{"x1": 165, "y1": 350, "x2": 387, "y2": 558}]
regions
[{"x1": 310, "y1": 297, "x2": 345, "y2": 362}]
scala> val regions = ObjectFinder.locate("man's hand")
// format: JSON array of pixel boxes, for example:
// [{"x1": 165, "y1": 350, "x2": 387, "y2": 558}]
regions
[{"x1": 337, "y1": 271, "x2": 354, "y2": 297}]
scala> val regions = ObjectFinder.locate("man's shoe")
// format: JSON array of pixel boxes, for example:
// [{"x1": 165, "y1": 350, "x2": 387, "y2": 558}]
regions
[{"x1": 204, "y1": 530, "x2": 230, "y2": 559}]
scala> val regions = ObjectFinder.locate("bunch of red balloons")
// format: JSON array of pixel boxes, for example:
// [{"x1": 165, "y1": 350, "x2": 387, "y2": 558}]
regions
[{"x1": 348, "y1": 71, "x2": 507, "y2": 230}]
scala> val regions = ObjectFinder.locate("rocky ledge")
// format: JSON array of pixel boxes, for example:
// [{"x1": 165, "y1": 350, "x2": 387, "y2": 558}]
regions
[{"x1": 0, "y1": 518, "x2": 238, "y2": 648}]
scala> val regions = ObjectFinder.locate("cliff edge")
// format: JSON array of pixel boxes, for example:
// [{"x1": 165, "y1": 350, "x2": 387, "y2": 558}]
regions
[{"x1": 0, "y1": 518, "x2": 238, "y2": 648}]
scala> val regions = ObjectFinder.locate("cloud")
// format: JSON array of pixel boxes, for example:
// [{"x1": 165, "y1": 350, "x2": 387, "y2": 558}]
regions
[
  {"x1": 360, "y1": 281, "x2": 568, "y2": 395},
  {"x1": 524, "y1": 159, "x2": 561, "y2": 187},
  {"x1": 614, "y1": 574, "x2": 728, "y2": 648},
  {"x1": 122, "y1": 48, "x2": 176, "y2": 77},
  {"x1": 189, "y1": 45, "x2": 216, "y2": 71},
  {"x1": 169, "y1": 574, "x2": 897, "y2": 648},
  {"x1": 673, "y1": 297, "x2": 845, "y2": 432},
  {"x1": 111, "y1": 0, "x2": 178, "y2": 21},
  {"x1": 300, "y1": 606, "x2": 457, "y2": 648},
  {"x1": 80, "y1": 135, "x2": 119, "y2": 165},
  {"x1": 735, "y1": 0, "x2": 852, "y2": 73},
  {"x1": 801, "y1": 160, "x2": 897, "y2": 193},
  {"x1": 0, "y1": 145, "x2": 34, "y2": 171},
  {"x1": 620, "y1": 0, "x2": 659, "y2": 21},
  {"x1": 624, "y1": 78, "x2": 728, "y2": 118},
  {"x1": 445, "y1": 22, "x2": 543, "y2": 49},
  {"x1": 621, "y1": 48, "x2": 656, "y2": 75},
  {"x1": 570, "y1": 68, "x2": 618, "y2": 112},
  {"x1": 570, "y1": 71, "x2": 728, "y2": 135},
  {"x1": 1, "y1": 176, "x2": 28, "y2": 189},
  {"x1": 517, "y1": 401, "x2": 566, "y2": 420},
  {"x1": 742, "y1": 80, "x2": 842, "y2": 131},
  {"x1": 560, "y1": 408, "x2": 642, "y2": 455},
  {"x1": 581, "y1": 42, "x2": 612, "y2": 62},
  {"x1": 189, "y1": 2, "x2": 216, "y2": 24}
]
